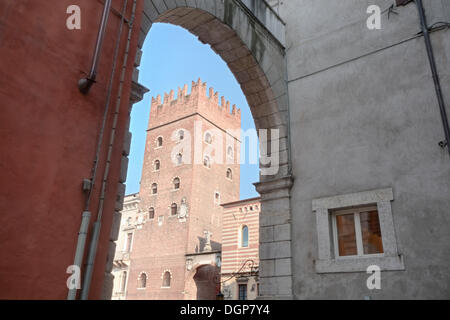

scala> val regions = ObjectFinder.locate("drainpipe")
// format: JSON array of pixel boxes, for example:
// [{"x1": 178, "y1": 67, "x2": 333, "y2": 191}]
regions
[
  {"x1": 78, "y1": 0, "x2": 112, "y2": 94},
  {"x1": 80, "y1": 0, "x2": 137, "y2": 300},
  {"x1": 416, "y1": 0, "x2": 450, "y2": 157},
  {"x1": 67, "y1": 0, "x2": 128, "y2": 300}
]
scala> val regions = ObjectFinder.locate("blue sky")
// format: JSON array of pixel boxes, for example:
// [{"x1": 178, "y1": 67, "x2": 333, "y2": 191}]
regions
[{"x1": 125, "y1": 23, "x2": 259, "y2": 200}]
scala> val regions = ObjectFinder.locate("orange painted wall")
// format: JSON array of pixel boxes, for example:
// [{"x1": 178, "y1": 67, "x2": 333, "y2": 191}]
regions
[{"x1": 0, "y1": 0, "x2": 143, "y2": 299}]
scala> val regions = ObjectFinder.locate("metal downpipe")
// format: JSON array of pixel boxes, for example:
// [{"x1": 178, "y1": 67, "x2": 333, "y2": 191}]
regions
[
  {"x1": 78, "y1": 0, "x2": 112, "y2": 94},
  {"x1": 80, "y1": 0, "x2": 137, "y2": 300},
  {"x1": 416, "y1": 0, "x2": 450, "y2": 157}
]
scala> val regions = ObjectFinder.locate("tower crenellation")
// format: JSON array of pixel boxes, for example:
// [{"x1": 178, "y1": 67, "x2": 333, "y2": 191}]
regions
[{"x1": 149, "y1": 78, "x2": 241, "y2": 130}]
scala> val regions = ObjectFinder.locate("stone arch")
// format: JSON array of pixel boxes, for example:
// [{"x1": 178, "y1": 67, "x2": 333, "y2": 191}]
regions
[{"x1": 133, "y1": 0, "x2": 294, "y2": 299}]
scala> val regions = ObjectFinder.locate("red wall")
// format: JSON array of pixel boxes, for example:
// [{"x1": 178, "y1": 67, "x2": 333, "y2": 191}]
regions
[{"x1": 0, "y1": 0, "x2": 143, "y2": 299}]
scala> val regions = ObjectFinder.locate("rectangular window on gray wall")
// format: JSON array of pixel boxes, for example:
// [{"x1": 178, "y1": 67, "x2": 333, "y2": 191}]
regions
[{"x1": 238, "y1": 284, "x2": 247, "y2": 300}]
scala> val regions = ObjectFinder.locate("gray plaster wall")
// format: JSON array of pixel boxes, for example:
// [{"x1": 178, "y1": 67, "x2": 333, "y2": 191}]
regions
[{"x1": 280, "y1": 0, "x2": 450, "y2": 299}]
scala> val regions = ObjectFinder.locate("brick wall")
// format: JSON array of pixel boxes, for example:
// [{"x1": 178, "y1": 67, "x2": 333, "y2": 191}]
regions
[{"x1": 127, "y1": 79, "x2": 241, "y2": 300}]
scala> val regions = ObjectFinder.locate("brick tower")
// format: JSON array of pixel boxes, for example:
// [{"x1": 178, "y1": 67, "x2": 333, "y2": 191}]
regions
[{"x1": 126, "y1": 78, "x2": 241, "y2": 300}]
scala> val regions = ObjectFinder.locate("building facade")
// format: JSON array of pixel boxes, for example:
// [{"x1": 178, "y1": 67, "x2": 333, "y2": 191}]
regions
[
  {"x1": 125, "y1": 79, "x2": 241, "y2": 300},
  {"x1": 1, "y1": 0, "x2": 449, "y2": 300},
  {"x1": 221, "y1": 198, "x2": 261, "y2": 300},
  {"x1": 111, "y1": 194, "x2": 141, "y2": 300}
]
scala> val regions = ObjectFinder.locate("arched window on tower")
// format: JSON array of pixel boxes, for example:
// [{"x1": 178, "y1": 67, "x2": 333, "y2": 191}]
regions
[
  {"x1": 227, "y1": 146, "x2": 234, "y2": 158},
  {"x1": 162, "y1": 271, "x2": 171, "y2": 288},
  {"x1": 138, "y1": 273, "x2": 147, "y2": 289},
  {"x1": 241, "y1": 225, "x2": 249, "y2": 248},
  {"x1": 179, "y1": 130, "x2": 184, "y2": 140},
  {"x1": 203, "y1": 156, "x2": 211, "y2": 168},
  {"x1": 205, "y1": 132, "x2": 212, "y2": 144},
  {"x1": 154, "y1": 160, "x2": 160, "y2": 171},
  {"x1": 157, "y1": 136, "x2": 163, "y2": 147},
  {"x1": 149, "y1": 207, "x2": 155, "y2": 219},
  {"x1": 173, "y1": 177, "x2": 180, "y2": 189},
  {"x1": 226, "y1": 168, "x2": 232, "y2": 180},
  {"x1": 152, "y1": 183, "x2": 157, "y2": 194},
  {"x1": 176, "y1": 153, "x2": 183, "y2": 165},
  {"x1": 171, "y1": 203, "x2": 178, "y2": 216}
]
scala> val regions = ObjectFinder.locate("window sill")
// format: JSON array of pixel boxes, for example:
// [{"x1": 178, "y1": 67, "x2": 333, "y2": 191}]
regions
[{"x1": 315, "y1": 254, "x2": 405, "y2": 273}]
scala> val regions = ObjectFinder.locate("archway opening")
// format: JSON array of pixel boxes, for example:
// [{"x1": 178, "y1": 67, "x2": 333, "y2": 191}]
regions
[{"x1": 111, "y1": 3, "x2": 291, "y2": 301}]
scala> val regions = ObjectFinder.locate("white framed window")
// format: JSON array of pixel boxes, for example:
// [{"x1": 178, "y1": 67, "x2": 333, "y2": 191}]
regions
[
  {"x1": 331, "y1": 205, "x2": 383, "y2": 258},
  {"x1": 312, "y1": 188, "x2": 404, "y2": 273}
]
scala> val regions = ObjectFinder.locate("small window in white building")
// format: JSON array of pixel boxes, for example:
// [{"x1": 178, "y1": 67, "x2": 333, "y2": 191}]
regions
[
  {"x1": 312, "y1": 188, "x2": 405, "y2": 273},
  {"x1": 125, "y1": 233, "x2": 133, "y2": 252},
  {"x1": 332, "y1": 206, "x2": 383, "y2": 257}
]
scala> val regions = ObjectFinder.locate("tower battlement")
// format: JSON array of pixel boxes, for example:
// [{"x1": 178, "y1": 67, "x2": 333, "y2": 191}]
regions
[{"x1": 149, "y1": 78, "x2": 241, "y2": 130}]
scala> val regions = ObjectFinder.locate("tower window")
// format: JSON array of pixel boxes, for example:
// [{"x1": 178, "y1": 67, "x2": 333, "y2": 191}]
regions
[
  {"x1": 171, "y1": 203, "x2": 177, "y2": 216},
  {"x1": 179, "y1": 130, "x2": 184, "y2": 140},
  {"x1": 205, "y1": 132, "x2": 212, "y2": 144},
  {"x1": 173, "y1": 177, "x2": 180, "y2": 189},
  {"x1": 151, "y1": 183, "x2": 157, "y2": 194},
  {"x1": 157, "y1": 137, "x2": 163, "y2": 147},
  {"x1": 149, "y1": 207, "x2": 155, "y2": 219},
  {"x1": 226, "y1": 168, "x2": 232, "y2": 180},
  {"x1": 154, "y1": 160, "x2": 160, "y2": 171},
  {"x1": 227, "y1": 146, "x2": 234, "y2": 158},
  {"x1": 214, "y1": 192, "x2": 220, "y2": 205},
  {"x1": 162, "y1": 271, "x2": 171, "y2": 288},
  {"x1": 203, "y1": 156, "x2": 211, "y2": 168},
  {"x1": 176, "y1": 153, "x2": 183, "y2": 165}
]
